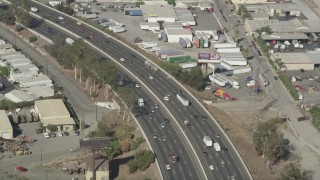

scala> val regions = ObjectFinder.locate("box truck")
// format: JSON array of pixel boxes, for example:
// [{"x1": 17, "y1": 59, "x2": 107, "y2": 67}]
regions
[
  {"x1": 203, "y1": 136, "x2": 213, "y2": 147},
  {"x1": 214, "y1": 142, "x2": 221, "y2": 151}
]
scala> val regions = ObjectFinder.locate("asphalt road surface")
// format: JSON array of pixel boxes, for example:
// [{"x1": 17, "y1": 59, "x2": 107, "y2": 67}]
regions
[{"x1": 24, "y1": 1, "x2": 252, "y2": 179}]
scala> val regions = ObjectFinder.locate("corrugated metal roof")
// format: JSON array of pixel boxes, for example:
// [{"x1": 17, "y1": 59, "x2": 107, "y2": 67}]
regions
[
  {"x1": 261, "y1": 33, "x2": 309, "y2": 40},
  {"x1": 0, "y1": 110, "x2": 12, "y2": 131}
]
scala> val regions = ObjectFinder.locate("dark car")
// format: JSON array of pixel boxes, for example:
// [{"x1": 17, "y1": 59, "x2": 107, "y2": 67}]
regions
[
  {"x1": 201, "y1": 115, "x2": 207, "y2": 119},
  {"x1": 193, "y1": 114, "x2": 199, "y2": 119},
  {"x1": 50, "y1": 133, "x2": 56, "y2": 138},
  {"x1": 164, "y1": 118, "x2": 170, "y2": 123},
  {"x1": 202, "y1": 151, "x2": 208, "y2": 156},
  {"x1": 63, "y1": 132, "x2": 70, "y2": 136},
  {"x1": 257, "y1": 50, "x2": 262, "y2": 56},
  {"x1": 300, "y1": 69, "x2": 305, "y2": 72},
  {"x1": 251, "y1": 41, "x2": 256, "y2": 47},
  {"x1": 74, "y1": 131, "x2": 80, "y2": 136},
  {"x1": 274, "y1": 76, "x2": 278, "y2": 80}
]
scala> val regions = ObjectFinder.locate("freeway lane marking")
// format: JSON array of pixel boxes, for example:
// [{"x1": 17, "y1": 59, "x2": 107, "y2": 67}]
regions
[
  {"x1": 174, "y1": 139, "x2": 177, "y2": 144},
  {"x1": 180, "y1": 149, "x2": 182, "y2": 153},
  {"x1": 191, "y1": 126, "x2": 195, "y2": 130},
  {"x1": 173, "y1": 169, "x2": 176, "y2": 174},
  {"x1": 210, "y1": 155, "x2": 213, "y2": 160},
  {"x1": 184, "y1": 160, "x2": 187, "y2": 165},
  {"x1": 169, "y1": 144, "x2": 172, "y2": 150}
]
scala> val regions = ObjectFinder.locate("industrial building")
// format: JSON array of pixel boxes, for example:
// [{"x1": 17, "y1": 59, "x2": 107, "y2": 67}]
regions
[
  {"x1": 271, "y1": 53, "x2": 315, "y2": 71},
  {"x1": 174, "y1": 8, "x2": 196, "y2": 26},
  {"x1": 5, "y1": 86, "x2": 54, "y2": 103},
  {"x1": 141, "y1": 5, "x2": 177, "y2": 23},
  {"x1": 34, "y1": 99, "x2": 75, "y2": 132},
  {"x1": 165, "y1": 28, "x2": 192, "y2": 43},
  {"x1": 19, "y1": 75, "x2": 52, "y2": 88},
  {"x1": 0, "y1": 110, "x2": 13, "y2": 139}
]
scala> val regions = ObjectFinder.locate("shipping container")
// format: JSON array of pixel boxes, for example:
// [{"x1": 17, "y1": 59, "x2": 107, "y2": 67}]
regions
[
  {"x1": 179, "y1": 62, "x2": 197, "y2": 69},
  {"x1": 216, "y1": 48, "x2": 241, "y2": 53},
  {"x1": 184, "y1": 38, "x2": 192, "y2": 48},
  {"x1": 161, "y1": 32, "x2": 168, "y2": 42},
  {"x1": 130, "y1": 10, "x2": 143, "y2": 16},
  {"x1": 204, "y1": 38, "x2": 209, "y2": 48},
  {"x1": 194, "y1": 36, "x2": 200, "y2": 48},
  {"x1": 113, "y1": 27, "x2": 126, "y2": 33},
  {"x1": 200, "y1": 37, "x2": 204, "y2": 48},
  {"x1": 158, "y1": 34, "x2": 162, "y2": 40},
  {"x1": 179, "y1": 37, "x2": 187, "y2": 48},
  {"x1": 196, "y1": 32, "x2": 203, "y2": 39}
]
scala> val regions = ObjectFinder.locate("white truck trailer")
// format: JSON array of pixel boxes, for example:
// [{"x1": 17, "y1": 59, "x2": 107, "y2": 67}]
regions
[
  {"x1": 214, "y1": 43, "x2": 237, "y2": 49},
  {"x1": 138, "y1": 98, "x2": 145, "y2": 107},
  {"x1": 216, "y1": 48, "x2": 241, "y2": 53},
  {"x1": 176, "y1": 93, "x2": 189, "y2": 107},
  {"x1": 30, "y1": 7, "x2": 38, "y2": 12},
  {"x1": 214, "y1": 142, "x2": 221, "y2": 151},
  {"x1": 214, "y1": 74, "x2": 240, "y2": 89},
  {"x1": 203, "y1": 136, "x2": 213, "y2": 147}
]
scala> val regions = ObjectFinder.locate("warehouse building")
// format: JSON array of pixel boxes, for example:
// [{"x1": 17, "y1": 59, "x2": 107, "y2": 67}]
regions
[
  {"x1": 175, "y1": 8, "x2": 196, "y2": 26},
  {"x1": 0, "y1": 110, "x2": 13, "y2": 139},
  {"x1": 35, "y1": 99, "x2": 75, "y2": 132},
  {"x1": 141, "y1": 5, "x2": 177, "y2": 23},
  {"x1": 271, "y1": 53, "x2": 314, "y2": 71},
  {"x1": 165, "y1": 28, "x2": 193, "y2": 43}
]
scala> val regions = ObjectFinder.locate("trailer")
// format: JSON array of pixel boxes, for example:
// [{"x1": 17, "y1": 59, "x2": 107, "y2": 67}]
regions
[
  {"x1": 179, "y1": 62, "x2": 197, "y2": 69},
  {"x1": 138, "y1": 98, "x2": 145, "y2": 107},
  {"x1": 219, "y1": 52, "x2": 244, "y2": 58},
  {"x1": 212, "y1": 31, "x2": 219, "y2": 41},
  {"x1": 30, "y1": 7, "x2": 38, "y2": 12},
  {"x1": 113, "y1": 27, "x2": 126, "y2": 33},
  {"x1": 176, "y1": 92, "x2": 189, "y2": 107},
  {"x1": 203, "y1": 136, "x2": 213, "y2": 147},
  {"x1": 221, "y1": 57, "x2": 247, "y2": 66},
  {"x1": 214, "y1": 43, "x2": 237, "y2": 49},
  {"x1": 213, "y1": 73, "x2": 240, "y2": 89},
  {"x1": 179, "y1": 37, "x2": 187, "y2": 48},
  {"x1": 204, "y1": 38, "x2": 209, "y2": 48},
  {"x1": 161, "y1": 32, "x2": 168, "y2": 42},
  {"x1": 185, "y1": 38, "x2": 192, "y2": 48},
  {"x1": 214, "y1": 142, "x2": 221, "y2": 151},
  {"x1": 216, "y1": 48, "x2": 241, "y2": 53}
]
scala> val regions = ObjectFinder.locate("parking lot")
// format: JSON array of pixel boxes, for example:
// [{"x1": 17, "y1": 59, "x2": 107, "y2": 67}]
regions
[
  {"x1": 88, "y1": 2, "x2": 223, "y2": 58},
  {"x1": 0, "y1": 121, "x2": 83, "y2": 180}
]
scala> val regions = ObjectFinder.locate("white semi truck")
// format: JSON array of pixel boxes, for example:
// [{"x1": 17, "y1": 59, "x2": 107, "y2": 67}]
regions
[
  {"x1": 138, "y1": 98, "x2": 145, "y2": 107},
  {"x1": 203, "y1": 136, "x2": 213, "y2": 147},
  {"x1": 176, "y1": 93, "x2": 189, "y2": 107},
  {"x1": 214, "y1": 142, "x2": 221, "y2": 151},
  {"x1": 66, "y1": 38, "x2": 74, "y2": 45}
]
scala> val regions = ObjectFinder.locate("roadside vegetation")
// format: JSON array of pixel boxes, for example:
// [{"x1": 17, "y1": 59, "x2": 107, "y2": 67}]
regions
[
  {"x1": 278, "y1": 73, "x2": 299, "y2": 101},
  {"x1": 278, "y1": 163, "x2": 312, "y2": 180},
  {"x1": 309, "y1": 106, "x2": 320, "y2": 132},
  {"x1": 127, "y1": 150, "x2": 155, "y2": 173},
  {"x1": 1, "y1": 0, "x2": 32, "y2": 27}
]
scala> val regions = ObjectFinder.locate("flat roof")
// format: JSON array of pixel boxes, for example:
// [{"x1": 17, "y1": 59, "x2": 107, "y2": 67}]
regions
[
  {"x1": 272, "y1": 53, "x2": 313, "y2": 64},
  {"x1": 261, "y1": 33, "x2": 309, "y2": 40},
  {"x1": 19, "y1": 75, "x2": 51, "y2": 84},
  {"x1": 4, "y1": 89, "x2": 34, "y2": 103},
  {"x1": 175, "y1": 8, "x2": 195, "y2": 22},
  {"x1": 11, "y1": 64, "x2": 39, "y2": 73},
  {"x1": 21, "y1": 86, "x2": 54, "y2": 98},
  {"x1": 306, "y1": 51, "x2": 320, "y2": 64},
  {"x1": 251, "y1": 12, "x2": 269, "y2": 19},
  {"x1": 166, "y1": 28, "x2": 192, "y2": 35},
  {"x1": 141, "y1": 5, "x2": 177, "y2": 21},
  {"x1": 35, "y1": 99, "x2": 70, "y2": 118},
  {"x1": 0, "y1": 110, "x2": 12, "y2": 130}
]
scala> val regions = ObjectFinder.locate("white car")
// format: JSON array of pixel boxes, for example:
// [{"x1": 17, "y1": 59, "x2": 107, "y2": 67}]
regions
[
  {"x1": 161, "y1": 122, "x2": 166, "y2": 128},
  {"x1": 149, "y1": 76, "x2": 153, "y2": 80},
  {"x1": 153, "y1": 134, "x2": 157, "y2": 139},
  {"x1": 166, "y1": 165, "x2": 171, "y2": 170},
  {"x1": 58, "y1": 16, "x2": 64, "y2": 20},
  {"x1": 43, "y1": 133, "x2": 50, "y2": 138},
  {"x1": 58, "y1": 132, "x2": 63, "y2": 137},
  {"x1": 164, "y1": 96, "x2": 169, "y2": 101},
  {"x1": 120, "y1": 58, "x2": 125, "y2": 62},
  {"x1": 209, "y1": 165, "x2": 214, "y2": 170},
  {"x1": 135, "y1": 83, "x2": 140, "y2": 88}
]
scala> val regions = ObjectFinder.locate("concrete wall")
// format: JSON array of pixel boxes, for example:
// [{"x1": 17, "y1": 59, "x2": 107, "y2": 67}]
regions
[
  {"x1": 0, "y1": 129, "x2": 13, "y2": 139},
  {"x1": 86, "y1": 171, "x2": 109, "y2": 180},
  {"x1": 231, "y1": 0, "x2": 267, "y2": 5}
]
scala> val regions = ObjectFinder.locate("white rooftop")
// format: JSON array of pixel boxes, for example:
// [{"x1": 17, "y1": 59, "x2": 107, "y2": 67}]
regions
[
  {"x1": 272, "y1": 53, "x2": 314, "y2": 64},
  {"x1": 19, "y1": 75, "x2": 52, "y2": 87},
  {"x1": 141, "y1": 5, "x2": 177, "y2": 20},
  {"x1": 261, "y1": 33, "x2": 309, "y2": 40},
  {"x1": 165, "y1": 28, "x2": 192, "y2": 35},
  {"x1": 5, "y1": 89, "x2": 35, "y2": 103}
]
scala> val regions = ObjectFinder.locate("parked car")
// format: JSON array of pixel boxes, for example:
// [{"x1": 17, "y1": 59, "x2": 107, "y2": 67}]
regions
[
  {"x1": 58, "y1": 132, "x2": 63, "y2": 137},
  {"x1": 63, "y1": 132, "x2": 70, "y2": 136},
  {"x1": 74, "y1": 131, "x2": 80, "y2": 136},
  {"x1": 43, "y1": 133, "x2": 50, "y2": 138},
  {"x1": 50, "y1": 133, "x2": 56, "y2": 138}
]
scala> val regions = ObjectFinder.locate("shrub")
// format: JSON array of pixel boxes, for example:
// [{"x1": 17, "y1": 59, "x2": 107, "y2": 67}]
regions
[
  {"x1": 15, "y1": 25, "x2": 24, "y2": 32},
  {"x1": 278, "y1": 73, "x2": 299, "y2": 101},
  {"x1": 29, "y1": 36, "x2": 37, "y2": 43}
]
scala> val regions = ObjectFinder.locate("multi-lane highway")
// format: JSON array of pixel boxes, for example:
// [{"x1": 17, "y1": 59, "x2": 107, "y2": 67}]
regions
[{"x1": 23, "y1": 1, "x2": 252, "y2": 179}]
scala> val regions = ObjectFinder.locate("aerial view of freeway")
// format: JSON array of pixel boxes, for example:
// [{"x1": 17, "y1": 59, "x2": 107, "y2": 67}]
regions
[{"x1": 0, "y1": 0, "x2": 319, "y2": 179}]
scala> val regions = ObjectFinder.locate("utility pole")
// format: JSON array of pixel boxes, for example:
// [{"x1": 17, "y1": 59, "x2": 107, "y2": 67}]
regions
[
  {"x1": 40, "y1": 147, "x2": 43, "y2": 165},
  {"x1": 95, "y1": 101, "x2": 97, "y2": 122}
]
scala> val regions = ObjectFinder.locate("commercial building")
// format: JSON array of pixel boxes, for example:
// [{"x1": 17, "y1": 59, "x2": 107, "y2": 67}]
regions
[
  {"x1": 271, "y1": 53, "x2": 314, "y2": 71},
  {"x1": 165, "y1": 28, "x2": 193, "y2": 43},
  {"x1": 34, "y1": 99, "x2": 75, "y2": 132},
  {"x1": 0, "y1": 110, "x2": 13, "y2": 139},
  {"x1": 141, "y1": 5, "x2": 177, "y2": 23}
]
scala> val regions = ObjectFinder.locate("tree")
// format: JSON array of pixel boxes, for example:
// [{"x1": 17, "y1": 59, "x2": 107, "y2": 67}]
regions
[
  {"x1": 135, "y1": 0, "x2": 145, "y2": 8},
  {"x1": 0, "y1": 66, "x2": 9, "y2": 76},
  {"x1": 278, "y1": 163, "x2": 312, "y2": 180},
  {"x1": 120, "y1": 139, "x2": 130, "y2": 152},
  {"x1": 243, "y1": 48, "x2": 249, "y2": 57},
  {"x1": 166, "y1": 0, "x2": 176, "y2": 6},
  {"x1": 115, "y1": 126, "x2": 134, "y2": 140},
  {"x1": 309, "y1": 106, "x2": 320, "y2": 132},
  {"x1": 66, "y1": 0, "x2": 75, "y2": 7},
  {"x1": 127, "y1": 160, "x2": 138, "y2": 173},
  {"x1": 234, "y1": 29, "x2": 240, "y2": 42},
  {"x1": 29, "y1": 36, "x2": 37, "y2": 43},
  {"x1": 253, "y1": 118, "x2": 286, "y2": 163},
  {"x1": 46, "y1": 124, "x2": 58, "y2": 132}
]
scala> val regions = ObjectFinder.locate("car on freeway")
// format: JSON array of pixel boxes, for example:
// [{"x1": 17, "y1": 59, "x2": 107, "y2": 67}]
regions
[
  {"x1": 230, "y1": 176, "x2": 236, "y2": 180},
  {"x1": 209, "y1": 165, "x2": 214, "y2": 170},
  {"x1": 161, "y1": 122, "x2": 166, "y2": 128},
  {"x1": 221, "y1": 160, "x2": 226, "y2": 166},
  {"x1": 216, "y1": 134, "x2": 220, "y2": 138},
  {"x1": 257, "y1": 50, "x2": 262, "y2": 56},
  {"x1": 43, "y1": 132, "x2": 50, "y2": 138},
  {"x1": 80, "y1": 27, "x2": 86, "y2": 31},
  {"x1": 151, "y1": 107, "x2": 155, "y2": 113},
  {"x1": 149, "y1": 75, "x2": 153, "y2": 80},
  {"x1": 86, "y1": 35, "x2": 95, "y2": 40},
  {"x1": 274, "y1": 76, "x2": 278, "y2": 80},
  {"x1": 135, "y1": 83, "x2": 140, "y2": 88},
  {"x1": 164, "y1": 96, "x2": 169, "y2": 101},
  {"x1": 153, "y1": 133, "x2": 157, "y2": 139},
  {"x1": 202, "y1": 151, "x2": 208, "y2": 156},
  {"x1": 193, "y1": 114, "x2": 199, "y2": 118},
  {"x1": 58, "y1": 16, "x2": 64, "y2": 20},
  {"x1": 120, "y1": 58, "x2": 125, "y2": 62},
  {"x1": 164, "y1": 118, "x2": 169, "y2": 123},
  {"x1": 63, "y1": 132, "x2": 70, "y2": 136},
  {"x1": 15, "y1": 166, "x2": 27, "y2": 172},
  {"x1": 58, "y1": 132, "x2": 63, "y2": 137},
  {"x1": 162, "y1": 137, "x2": 167, "y2": 142},
  {"x1": 166, "y1": 165, "x2": 171, "y2": 170},
  {"x1": 154, "y1": 104, "x2": 159, "y2": 109},
  {"x1": 76, "y1": 21, "x2": 82, "y2": 25}
]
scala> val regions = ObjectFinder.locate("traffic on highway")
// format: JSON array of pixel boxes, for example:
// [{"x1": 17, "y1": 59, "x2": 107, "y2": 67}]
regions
[{"x1": 22, "y1": 0, "x2": 252, "y2": 179}]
